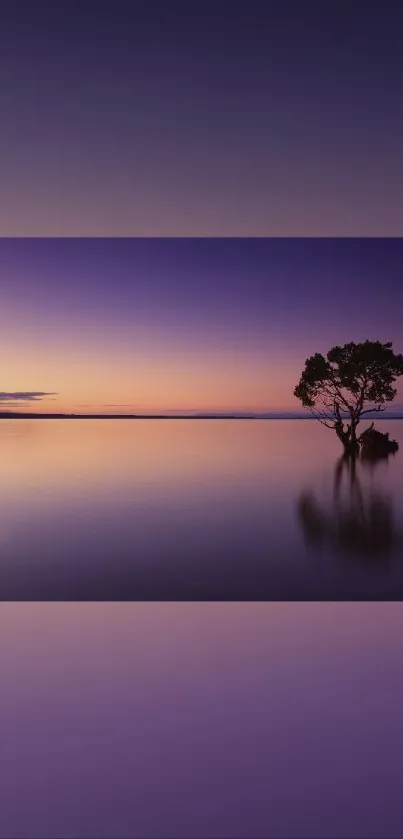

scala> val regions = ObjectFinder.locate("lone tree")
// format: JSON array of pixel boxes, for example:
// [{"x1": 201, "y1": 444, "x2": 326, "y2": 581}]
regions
[{"x1": 294, "y1": 340, "x2": 403, "y2": 455}]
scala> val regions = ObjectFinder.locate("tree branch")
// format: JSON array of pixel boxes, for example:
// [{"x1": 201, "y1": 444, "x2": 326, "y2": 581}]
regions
[
  {"x1": 327, "y1": 372, "x2": 353, "y2": 411},
  {"x1": 360, "y1": 405, "x2": 387, "y2": 416},
  {"x1": 309, "y1": 408, "x2": 336, "y2": 429}
]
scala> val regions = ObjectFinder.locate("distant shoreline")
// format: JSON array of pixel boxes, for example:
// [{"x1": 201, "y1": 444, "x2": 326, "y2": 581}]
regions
[{"x1": 1, "y1": 412, "x2": 403, "y2": 421}]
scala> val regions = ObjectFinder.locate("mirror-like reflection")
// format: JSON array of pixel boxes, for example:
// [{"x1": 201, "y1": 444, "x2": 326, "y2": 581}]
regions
[
  {"x1": 298, "y1": 453, "x2": 401, "y2": 562},
  {"x1": 0, "y1": 419, "x2": 402, "y2": 599}
]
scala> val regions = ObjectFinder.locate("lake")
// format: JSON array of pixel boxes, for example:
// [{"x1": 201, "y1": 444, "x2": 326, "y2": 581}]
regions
[{"x1": 1, "y1": 418, "x2": 403, "y2": 599}]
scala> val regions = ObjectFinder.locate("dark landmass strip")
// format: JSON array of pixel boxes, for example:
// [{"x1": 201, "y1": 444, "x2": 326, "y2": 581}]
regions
[{"x1": 1, "y1": 412, "x2": 403, "y2": 421}]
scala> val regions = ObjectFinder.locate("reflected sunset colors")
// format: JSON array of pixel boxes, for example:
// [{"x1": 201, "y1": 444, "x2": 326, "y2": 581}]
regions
[
  {"x1": 2, "y1": 3, "x2": 403, "y2": 834},
  {"x1": 1, "y1": 419, "x2": 402, "y2": 600}
]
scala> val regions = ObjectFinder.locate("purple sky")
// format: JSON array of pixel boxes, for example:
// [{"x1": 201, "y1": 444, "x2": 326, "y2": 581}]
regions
[
  {"x1": 1, "y1": 0, "x2": 402, "y2": 235},
  {"x1": 2, "y1": 5, "x2": 402, "y2": 837},
  {"x1": 1, "y1": 237, "x2": 402, "y2": 413}
]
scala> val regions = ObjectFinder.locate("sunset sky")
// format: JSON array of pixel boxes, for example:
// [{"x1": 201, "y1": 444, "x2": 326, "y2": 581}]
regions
[
  {"x1": 1, "y1": 238, "x2": 402, "y2": 415},
  {"x1": 1, "y1": 0, "x2": 402, "y2": 236}
]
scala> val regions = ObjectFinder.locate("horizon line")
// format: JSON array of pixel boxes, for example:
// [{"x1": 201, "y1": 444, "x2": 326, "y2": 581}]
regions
[{"x1": 1, "y1": 410, "x2": 403, "y2": 421}]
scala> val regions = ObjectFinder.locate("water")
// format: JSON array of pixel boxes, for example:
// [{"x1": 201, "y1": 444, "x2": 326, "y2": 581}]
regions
[{"x1": 1, "y1": 418, "x2": 402, "y2": 599}]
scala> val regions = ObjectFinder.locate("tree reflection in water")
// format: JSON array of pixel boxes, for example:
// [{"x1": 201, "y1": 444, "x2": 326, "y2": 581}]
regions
[{"x1": 298, "y1": 453, "x2": 401, "y2": 561}]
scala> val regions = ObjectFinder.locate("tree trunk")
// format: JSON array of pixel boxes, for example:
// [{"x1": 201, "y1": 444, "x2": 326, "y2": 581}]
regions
[
  {"x1": 335, "y1": 420, "x2": 359, "y2": 456},
  {"x1": 344, "y1": 438, "x2": 359, "y2": 456},
  {"x1": 349, "y1": 418, "x2": 360, "y2": 455},
  {"x1": 349, "y1": 423, "x2": 357, "y2": 450}
]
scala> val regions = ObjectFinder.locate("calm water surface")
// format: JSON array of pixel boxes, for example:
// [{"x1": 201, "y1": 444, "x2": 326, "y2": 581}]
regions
[{"x1": 1, "y1": 419, "x2": 402, "y2": 599}]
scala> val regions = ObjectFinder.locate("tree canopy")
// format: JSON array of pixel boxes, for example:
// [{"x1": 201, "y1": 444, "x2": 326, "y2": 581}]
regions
[{"x1": 294, "y1": 340, "x2": 403, "y2": 453}]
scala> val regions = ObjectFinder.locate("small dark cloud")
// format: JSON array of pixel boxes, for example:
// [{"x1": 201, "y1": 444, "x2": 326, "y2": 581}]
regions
[{"x1": 0, "y1": 392, "x2": 57, "y2": 403}]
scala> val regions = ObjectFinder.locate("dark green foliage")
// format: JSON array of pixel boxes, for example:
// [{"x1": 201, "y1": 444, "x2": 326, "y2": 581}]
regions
[{"x1": 294, "y1": 340, "x2": 403, "y2": 453}]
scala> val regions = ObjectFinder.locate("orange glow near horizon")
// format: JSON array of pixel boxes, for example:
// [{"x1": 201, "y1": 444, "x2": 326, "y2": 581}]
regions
[
  {"x1": 0, "y1": 341, "x2": 301, "y2": 414},
  {"x1": 2, "y1": 239, "x2": 403, "y2": 416},
  {"x1": 2, "y1": 343, "x2": 403, "y2": 415}
]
